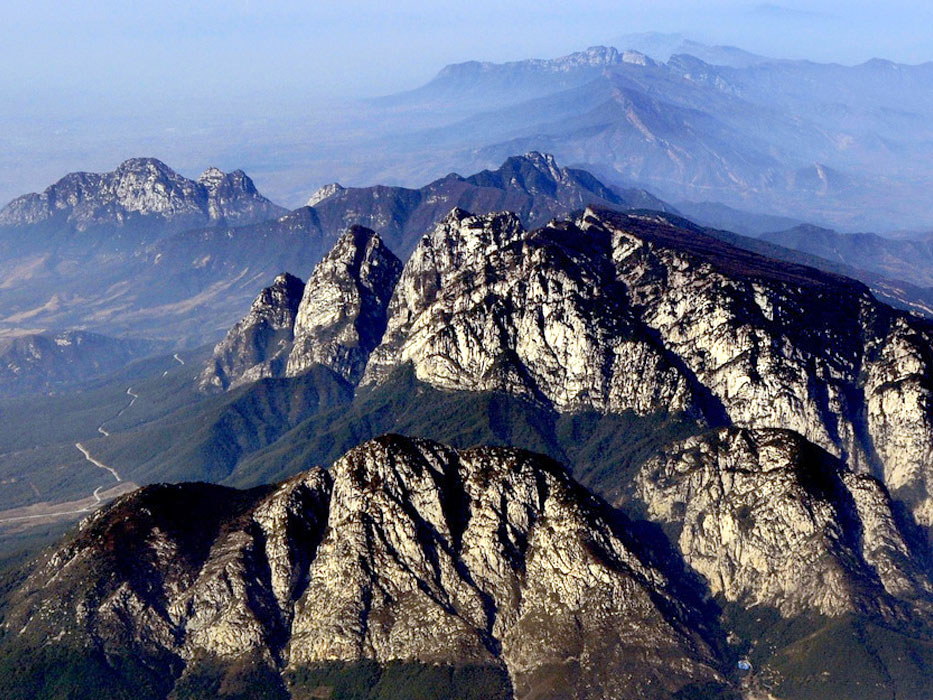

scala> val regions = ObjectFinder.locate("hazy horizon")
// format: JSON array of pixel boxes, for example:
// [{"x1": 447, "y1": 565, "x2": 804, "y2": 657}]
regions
[{"x1": 2, "y1": 0, "x2": 932, "y2": 223}]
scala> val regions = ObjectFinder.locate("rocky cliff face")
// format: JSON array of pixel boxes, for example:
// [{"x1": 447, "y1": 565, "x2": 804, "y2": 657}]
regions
[
  {"x1": 636, "y1": 427, "x2": 933, "y2": 618},
  {"x1": 0, "y1": 158, "x2": 285, "y2": 242},
  {"x1": 198, "y1": 273, "x2": 305, "y2": 391},
  {"x1": 200, "y1": 227, "x2": 401, "y2": 390},
  {"x1": 359, "y1": 206, "x2": 933, "y2": 534},
  {"x1": 3, "y1": 436, "x2": 729, "y2": 699},
  {"x1": 285, "y1": 226, "x2": 402, "y2": 383},
  {"x1": 206, "y1": 205, "x2": 933, "y2": 535},
  {"x1": 362, "y1": 208, "x2": 709, "y2": 420}
]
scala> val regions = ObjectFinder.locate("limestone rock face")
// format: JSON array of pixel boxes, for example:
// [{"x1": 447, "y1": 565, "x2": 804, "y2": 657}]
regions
[
  {"x1": 198, "y1": 273, "x2": 305, "y2": 391},
  {"x1": 637, "y1": 427, "x2": 933, "y2": 618},
  {"x1": 286, "y1": 226, "x2": 402, "y2": 383},
  {"x1": 200, "y1": 204, "x2": 933, "y2": 533},
  {"x1": 362, "y1": 208, "x2": 708, "y2": 419},
  {"x1": 3, "y1": 437, "x2": 728, "y2": 699},
  {"x1": 358, "y1": 206, "x2": 933, "y2": 532}
]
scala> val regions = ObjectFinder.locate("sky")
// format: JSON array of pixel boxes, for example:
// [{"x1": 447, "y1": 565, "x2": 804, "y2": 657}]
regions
[
  {"x1": 2, "y1": 0, "x2": 931, "y2": 102},
  {"x1": 0, "y1": 0, "x2": 931, "y2": 205}
]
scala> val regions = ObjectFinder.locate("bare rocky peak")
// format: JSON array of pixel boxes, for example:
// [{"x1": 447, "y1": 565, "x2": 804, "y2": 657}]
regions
[
  {"x1": 361, "y1": 206, "x2": 933, "y2": 533},
  {"x1": 198, "y1": 272, "x2": 306, "y2": 391},
  {"x1": 362, "y1": 207, "x2": 709, "y2": 418},
  {"x1": 200, "y1": 226, "x2": 401, "y2": 389},
  {"x1": 637, "y1": 427, "x2": 933, "y2": 618},
  {"x1": 285, "y1": 226, "x2": 402, "y2": 383},
  {"x1": 305, "y1": 182, "x2": 344, "y2": 207},
  {"x1": 4, "y1": 436, "x2": 728, "y2": 699},
  {"x1": 0, "y1": 157, "x2": 285, "y2": 235}
]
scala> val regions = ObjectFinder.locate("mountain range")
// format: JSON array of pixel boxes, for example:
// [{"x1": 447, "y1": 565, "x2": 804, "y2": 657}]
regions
[
  {"x1": 0, "y1": 153, "x2": 670, "y2": 345},
  {"x1": 334, "y1": 42, "x2": 933, "y2": 232},
  {"x1": 4, "y1": 142, "x2": 933, "y2": 697},
  {"x1": 4, "y1": 204, "x2": 933, "y2": 698}
]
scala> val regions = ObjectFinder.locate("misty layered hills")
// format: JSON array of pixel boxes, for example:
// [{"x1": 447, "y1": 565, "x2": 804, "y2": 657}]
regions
[
  {"x1": 763, "y1": 224, "x2": 933, "y2": 287},
  {"x1": 370, "y1": 43, "x2": 933, "y2": 230},
  {"x1": 0, "y1": 152, "x2": 669, "y2": 345},
  {"x1": 300, "y1": 151, "x2": 671, "y2": 257}
]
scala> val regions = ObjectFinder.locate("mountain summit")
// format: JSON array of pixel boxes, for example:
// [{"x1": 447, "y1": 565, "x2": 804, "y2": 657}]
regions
[{"x1": 0, "y1": 157, "x2": 285, "y2": 249}]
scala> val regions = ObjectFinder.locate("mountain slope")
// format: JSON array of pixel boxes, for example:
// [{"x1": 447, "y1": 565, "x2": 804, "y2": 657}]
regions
[
  {"x1": 0, "y1": 153, "x2": 662, "y2": 346},
  {"x1": 0, "y1": 331, "x2": 165, "y2": 396},
  {"x1": 0, "y1": 436, "x2": 734, "y2": 700},
  {"x1": 762, "y1": 224, "x2": 933, "y2": 288},
  {"x1": 198, "y1": 206, "x2": 933, "y2": 538}
]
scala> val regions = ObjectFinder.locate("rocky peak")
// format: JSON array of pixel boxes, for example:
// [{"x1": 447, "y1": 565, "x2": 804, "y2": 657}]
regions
[
  {"x1": 621, "y1": 49, "x2": 655, "y2": 66},
  {"x1": 362, "y1": 208, "x2": 711, "y2": 417},
  {"x1": 305, "y1": 182, "x2": 345, "y2": 207},
  {"x1": 636, "y1": 427, "x2": 933, "y2": 618},
  {"x1": 285, "y1": 226, "x2": 403, "y2": 383},
  {"x1": 197, "y1": 166, "x2": 226, "y2": 189},
  {"x1": 355, "y1": 205, "x2": 933, "y2": 535},
  {"x1": 198, "y1": 272, "x2": 306, "y2": 391},
  {"x1": 0, "y1": 158, "x2": 285, "y2": 239},
  {"x1": 3, "y1": 436, "x2": 729, "y2": 698}
]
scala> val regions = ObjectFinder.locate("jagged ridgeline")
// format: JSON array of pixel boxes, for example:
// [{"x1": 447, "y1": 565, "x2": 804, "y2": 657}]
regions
[{"x1": 4, "y1": 206, "x2": 933, "y2": 698}]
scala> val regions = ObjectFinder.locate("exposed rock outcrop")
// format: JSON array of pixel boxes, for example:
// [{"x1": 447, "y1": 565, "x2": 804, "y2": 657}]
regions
[
  {"x1": 285, "y1": 226, "x2": 402, "y2": 383},
  {"x1": 198, "y1": 273, "x2": 305, "y2": 391},
  {"x1": 3, "y1": 437, "x2": 730, "y2": 699},
  {"x1": 0, "y1": 158, "x2": 285, "y2": 240},
  {"x1": 637, "y1": 427, "x2": 933, "y2": 618}
]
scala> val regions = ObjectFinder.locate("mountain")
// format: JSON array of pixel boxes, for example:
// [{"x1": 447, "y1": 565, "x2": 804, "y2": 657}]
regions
[
  {"x1": 0, "y1": 158, "x2": 286, "y2": 253},
  {"x1": 0, "y1": 153, "x2": 668, "y2": 346},
  {"x1": 3, "y1": 431, "x2": 933, "y2": 700},
  {"x1": 0, "y1": 330, "x2": 165, "y2": 396},
  {"x1": 762, "y1": 224, "x2": 933, "y2": 287},
  {"x1": 363, "y1": 45, "x2": 933, "y2": 230},
  {"x1": 0, "y1": 436, "x2": 733, "y2": 700},
  {"x1": 300, "y1": 151, "x2": 672, "y2": 257},
  {"x1": 199, "y1": 227, "x2": 402, "y2": 391},
  {"x1": 191, "y1": 206, "x2": 933, "y2": 541},
  {"x1": 4, "y1": 206, "x2": 933, "y2": 697}
]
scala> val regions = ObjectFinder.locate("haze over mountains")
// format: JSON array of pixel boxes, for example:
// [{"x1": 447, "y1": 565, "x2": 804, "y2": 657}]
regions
[{"x1": 0, "y1": 153, "x2": 669, "y2": 345}]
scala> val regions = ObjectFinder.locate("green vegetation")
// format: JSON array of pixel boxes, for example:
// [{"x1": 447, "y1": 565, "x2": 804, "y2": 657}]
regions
[
  {"x1": 721, "y1": 602, "x2": 933, "y2": 700},
  {"x1": 228, "y1": 365, "x2": 702, "y2": 510},
  {"x1": 285, "y1": 661, "x2": 513, "y2": 700},
  {"x1": 0, "y1": 641, "x2": 178, "y2": 700},
  {"x1": 171, "y1": 653, "x2": 289, "y2": 700}
]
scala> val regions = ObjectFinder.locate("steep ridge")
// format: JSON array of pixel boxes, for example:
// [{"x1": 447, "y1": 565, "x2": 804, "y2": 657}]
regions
[
  {"x1": 0, "y1": 158, "x2": 285, "y2": 251},
  {"x1": 636, "y1": 427, "x2": 933, "y2": 618},
  {"x1": 199, "y1": 227, "x2": 401, "y2": 390},
  {"x1": 302, "y1": 151, "x2": 670, "y2": 257},
  {"x1": 285, "y1": 226, "x2": 403, "y2": 383},
  {"x1": 198, "y1": 273, "x2": 306, "y2": 391},
  {"x1": 360, "y1": 207, "x2": 933, "y2": 533},
  {"x1": 0, "y1": 153, "x2": 664, "y2": 346},
  {"x1": 200, "y1": 205, "x2": 933, "y2": 535},
  {"x1": 0, "y1": 436, "x2": 732, "y2": 700}
]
